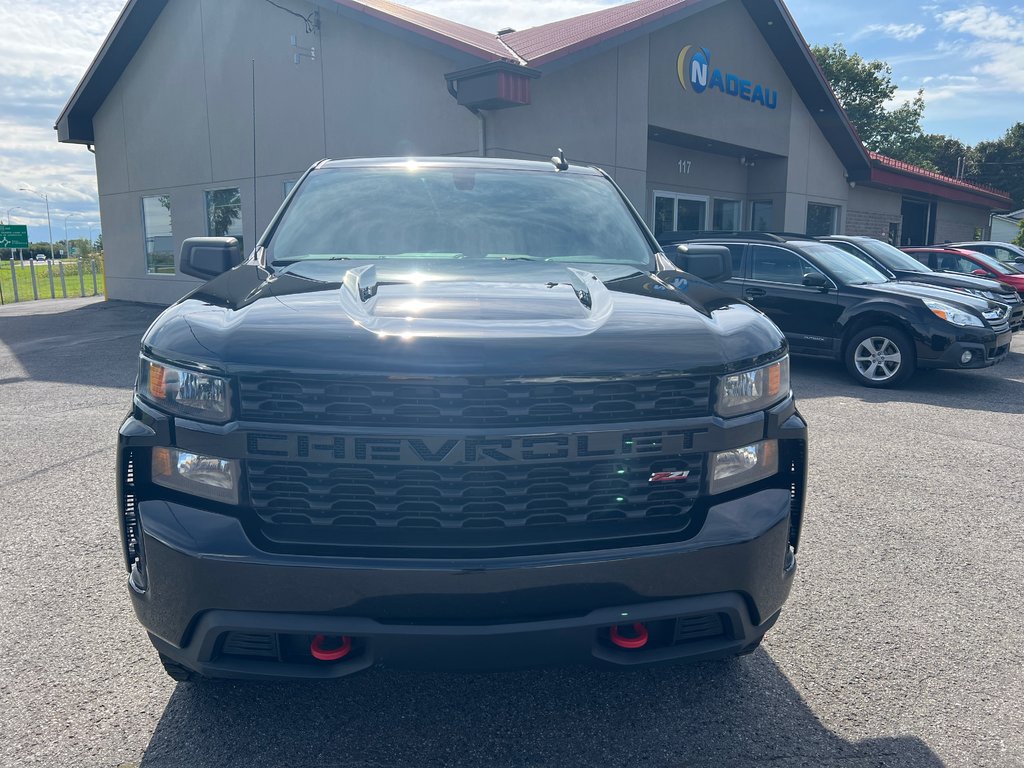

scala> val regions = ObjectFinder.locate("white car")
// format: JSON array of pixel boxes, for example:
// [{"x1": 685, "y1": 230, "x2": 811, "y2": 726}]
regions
[{"x1": 946, "y1": 241, "x2": 1024, "y2": 265}]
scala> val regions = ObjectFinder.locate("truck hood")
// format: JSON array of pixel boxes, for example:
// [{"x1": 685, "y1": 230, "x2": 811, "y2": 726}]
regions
[{"x1": 142, "y1": 260, "x2": 786, "y2": 377}]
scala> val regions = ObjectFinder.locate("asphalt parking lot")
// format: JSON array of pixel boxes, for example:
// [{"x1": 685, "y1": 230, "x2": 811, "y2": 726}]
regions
[{"x1": 1, "y1": 296, "x2": 1022, "y2": 768}]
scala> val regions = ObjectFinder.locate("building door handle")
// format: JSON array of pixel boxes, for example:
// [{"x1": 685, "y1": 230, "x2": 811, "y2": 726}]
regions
[{"x1": 744, "y1": 288, "x2": 767, "y2": 299}]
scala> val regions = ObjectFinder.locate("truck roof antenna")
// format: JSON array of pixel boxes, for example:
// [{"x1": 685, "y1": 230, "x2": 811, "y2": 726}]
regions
[{"x1": 551, "y1": 148, "x2": 569, "y2": 171}]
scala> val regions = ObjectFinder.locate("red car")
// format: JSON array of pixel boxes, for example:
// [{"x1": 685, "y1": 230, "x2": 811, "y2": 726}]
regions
[{"x1": 902, "y1": 247, "x2": 1024, "y2": 296}]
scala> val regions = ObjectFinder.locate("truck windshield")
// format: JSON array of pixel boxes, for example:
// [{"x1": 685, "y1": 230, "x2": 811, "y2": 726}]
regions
[{"x1": 267, "y1": 165, "x2": 656, "y2": 269}]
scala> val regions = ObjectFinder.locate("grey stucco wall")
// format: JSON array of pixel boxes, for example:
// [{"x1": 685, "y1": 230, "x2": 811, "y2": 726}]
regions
[
  {"x1": 92, "y1": 0, "x2": 481, "y2": 305},
  {"x1": 642, "y1": 0, "x2": 851, "y2": 233},
  {"x1": 647, "y1": 0, "x2": 793, "y2": 157}
]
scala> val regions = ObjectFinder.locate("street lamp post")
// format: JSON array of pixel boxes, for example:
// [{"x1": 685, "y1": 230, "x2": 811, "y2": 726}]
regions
[
  {"x1": 63, "y1": 213, "x2": 79, "y2": 257},
  {"x1": 18, "y1": 188, "x2": 56, "y2": 262},
  {"x1": 20, "y1": 188, "x2": 57, "y2": 298}
]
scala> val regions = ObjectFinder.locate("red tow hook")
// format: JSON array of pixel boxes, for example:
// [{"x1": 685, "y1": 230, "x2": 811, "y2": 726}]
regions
[
  {"x1": 609, "y1": 622, "x2": 649, "y2": 649},
  {"x1": 310, "y1": 634, "x2": 353, "y2": 661}
]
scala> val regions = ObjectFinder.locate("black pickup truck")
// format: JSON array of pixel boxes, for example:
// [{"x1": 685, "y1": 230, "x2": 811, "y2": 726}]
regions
[{"x1": 118, "y1": 157, "x2": 807, "y2": 681}]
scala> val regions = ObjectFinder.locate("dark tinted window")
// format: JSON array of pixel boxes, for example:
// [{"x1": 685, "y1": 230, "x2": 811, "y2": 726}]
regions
[{"x1": 750, "y1": 245, "x2": 822, "y2": 285}]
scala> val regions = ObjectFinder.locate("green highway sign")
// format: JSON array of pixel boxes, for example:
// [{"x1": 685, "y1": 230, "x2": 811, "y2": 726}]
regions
[{"x1": 0, "y1": 224, "x2": 28, "y2": 249}]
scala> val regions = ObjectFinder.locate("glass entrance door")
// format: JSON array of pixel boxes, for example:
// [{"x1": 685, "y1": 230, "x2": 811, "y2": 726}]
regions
[{"x1": 653, "y1": 192, "x2": 709, "y2": 238}]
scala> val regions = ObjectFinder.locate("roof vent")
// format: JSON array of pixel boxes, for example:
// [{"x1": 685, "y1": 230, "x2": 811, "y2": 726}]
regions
[{"x1": 497, "y1": 27, "x2": 515, "y2": 35}]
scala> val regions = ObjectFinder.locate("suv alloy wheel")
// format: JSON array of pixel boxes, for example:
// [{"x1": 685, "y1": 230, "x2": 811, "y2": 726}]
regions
[{"x1": 844, "y1": 325, "x2": 915, "y2": 387}]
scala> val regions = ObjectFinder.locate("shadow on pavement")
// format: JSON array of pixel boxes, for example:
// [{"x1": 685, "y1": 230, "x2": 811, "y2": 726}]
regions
[
  {"x1": 139, "y1": 653, "x2": 944, "y2": 767},
  {"x1": 0, "y1": 300, "x2": 161, "y2": 390},
  {"x1": 790, "y1": 352, "x2": 1024, "y2": 414}
]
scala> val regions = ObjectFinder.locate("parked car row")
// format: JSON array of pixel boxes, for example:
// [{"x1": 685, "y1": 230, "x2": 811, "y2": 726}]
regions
[{"x1": 657, "y1": 232, "x2": 1018, "y2": 388}]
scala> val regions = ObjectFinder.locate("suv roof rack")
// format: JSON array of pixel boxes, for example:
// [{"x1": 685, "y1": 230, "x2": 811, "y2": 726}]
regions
[{"x1": 658, "y1": 230, "x2": 787, "y2": 244}]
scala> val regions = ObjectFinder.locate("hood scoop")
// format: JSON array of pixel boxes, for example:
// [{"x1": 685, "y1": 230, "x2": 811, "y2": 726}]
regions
[{"x1": 339, "y1": 264, "x2": 613, "y2": 338}]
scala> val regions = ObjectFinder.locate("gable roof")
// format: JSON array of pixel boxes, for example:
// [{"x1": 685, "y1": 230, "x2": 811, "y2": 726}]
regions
[
  {"x1": 55, "y1": 0, "x2": 869, "y2": 178},
  {"x1": 501, "y1": 0, "x2": 700, "y2": 66},
  {"x1": 329, "y1": 0, "x2": 513, "y2": 61}
]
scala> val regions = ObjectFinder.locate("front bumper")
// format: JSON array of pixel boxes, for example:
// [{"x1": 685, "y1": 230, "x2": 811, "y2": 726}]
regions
[
  {"x1": 917, "y1": 326, "x2": 1012, "y2": 370},
  {"x1": 135, "y1": 486, "x2": 797, "y2": 679}
]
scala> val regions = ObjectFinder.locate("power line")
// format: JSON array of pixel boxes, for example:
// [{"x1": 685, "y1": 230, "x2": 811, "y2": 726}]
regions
[{"x1": 263, "y1": 0, "x2": 319, "y2": 33}]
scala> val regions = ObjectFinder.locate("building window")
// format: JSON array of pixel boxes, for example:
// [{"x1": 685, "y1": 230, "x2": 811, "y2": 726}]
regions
[
  {"x1": 806, "y1": 203, "x2": 839, "y2": 236},
  {"x1": 142, "y1": 195, "x2": 174, "y2": 274},
  {"x1": 653, "y1": 192, "x2": 709, "y2": 237},
  {"x1": 206, "y1": 188, "x2": 244, "y2": 252},
  {"x1": 713, "y1": 199, "x2": 742, "y2": 231},
  {"x1": 750, "y1": 201, "x2": 773, "y2": 231}
]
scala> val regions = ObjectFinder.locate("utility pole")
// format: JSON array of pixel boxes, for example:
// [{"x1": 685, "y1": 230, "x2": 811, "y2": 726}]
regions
[{"x1": 19, "y1": 188, "x2": 56, "y2": 261}]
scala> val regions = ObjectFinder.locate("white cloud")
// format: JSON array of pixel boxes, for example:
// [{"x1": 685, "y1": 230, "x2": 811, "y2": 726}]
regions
[
  {"x1": 855, "y1": 22, "x2": 927, "y2": 41},
  {"x1": 0, "y1": 0, "x2": 123, "y2": 236},
  {"x1": 937, "y1": 5, "x2": 1024, "y2": 42},
  {"x1": 935, "y1": 4, "x2": 1024, "y2": 92}
]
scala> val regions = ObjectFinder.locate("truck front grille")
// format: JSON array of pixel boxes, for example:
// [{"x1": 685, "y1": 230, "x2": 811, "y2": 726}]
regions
[
  {"x1": 247, "y1": 453, "x2": 705, "y2": 553},
  {"x1": 237, "y1": 374, "x2": 712, "y2": 428}
]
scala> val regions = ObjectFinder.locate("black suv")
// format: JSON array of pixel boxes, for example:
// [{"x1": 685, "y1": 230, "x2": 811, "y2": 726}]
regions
[
  {"x1": 119, "y1": 158, "x2": 808, "y2": 681},
  {"x1": 820, "y1": 235, "x2": 1024, "y2": 332},
  {"x1": 659, "y1": 232, "x2": 1012, "y2": 387}
]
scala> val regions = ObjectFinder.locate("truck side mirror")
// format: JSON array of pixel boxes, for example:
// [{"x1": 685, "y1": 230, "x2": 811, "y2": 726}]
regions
[
  {"x1": 672, "y1": 244, "x2": 732, "y2": 283},
  {"x1": 180, "y1": 237, "x2": 242, "y2": 281}
]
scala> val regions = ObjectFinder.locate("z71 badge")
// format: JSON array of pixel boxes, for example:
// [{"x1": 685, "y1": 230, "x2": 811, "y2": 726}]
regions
[{"x1": 649, "y1": 470, "x2": 691, "y2": 483}]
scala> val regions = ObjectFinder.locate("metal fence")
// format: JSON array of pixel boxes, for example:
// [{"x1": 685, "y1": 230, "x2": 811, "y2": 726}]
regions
[{"x1": 0, "y1": 256, "x2": 105, "y2": 305}]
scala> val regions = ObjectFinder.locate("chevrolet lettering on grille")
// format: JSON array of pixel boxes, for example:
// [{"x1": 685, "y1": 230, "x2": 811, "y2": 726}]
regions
[{"x1": 245, "y1": 428, "x2": 705, "y2": 465}]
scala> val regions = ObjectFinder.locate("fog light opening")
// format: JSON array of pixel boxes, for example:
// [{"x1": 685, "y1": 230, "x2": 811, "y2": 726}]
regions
[
  {"x1": 609, "y1": 623, "x2": 649, "y2": 649},
  {"x1": 310, "y1": 634, "x2": 353, "y2": 661},
  {"x1": 960, "y1": 350, "x2": 974, "y2": 365}
]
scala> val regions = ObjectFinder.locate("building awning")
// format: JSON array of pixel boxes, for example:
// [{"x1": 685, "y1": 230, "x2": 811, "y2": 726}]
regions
[{"x1": 867, "y1": 153, "x2": 1013, "y2": 210}]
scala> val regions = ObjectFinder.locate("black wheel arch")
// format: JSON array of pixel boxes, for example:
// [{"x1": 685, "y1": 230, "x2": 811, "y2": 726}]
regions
[{"x1": 839, "y1": 308, "x2": 921, "y2": 358}]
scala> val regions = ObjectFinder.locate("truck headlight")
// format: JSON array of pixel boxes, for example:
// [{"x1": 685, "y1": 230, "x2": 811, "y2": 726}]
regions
[
  {"x1": 716, "y1": 357, "x2": 789, "y2": 418},
  {"x1": 709, "y1": 440, "x2": 778, "y2": 494},
  {"x1": 923, "y1": 299, "x2": 983, "y2": 327},
  {"x1": 139, "y1": 356, "x2": 231, "y2": 421},
  {"x1": 152, "y1": 448, "x2": 240, "y2": 505}
]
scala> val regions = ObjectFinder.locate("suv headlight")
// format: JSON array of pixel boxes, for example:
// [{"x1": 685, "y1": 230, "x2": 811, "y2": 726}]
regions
[
  {"x1": 923, "y1": 299, "x2": 984, "y2": 327},
  {"x1": 716, "y1": 357, "x2": 790, "y2": 418},
  {"x1": 139, "y1": 356, "x2": 232, "y2": 421}
]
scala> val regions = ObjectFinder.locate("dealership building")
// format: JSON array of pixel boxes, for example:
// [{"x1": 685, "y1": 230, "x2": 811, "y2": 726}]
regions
[{"x1": 57, "y1": 0, "x2": 1013, "y2": 305}]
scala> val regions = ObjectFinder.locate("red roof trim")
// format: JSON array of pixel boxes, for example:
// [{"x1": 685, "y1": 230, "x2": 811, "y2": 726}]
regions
[
  {"x1": 501, "y1": 0, "x2": 697, "y2": 67},
  {"x1": 331, "y1": 0, "x2": 509, "y2": 60},
  {"x1": 868, "y1": 152, "x2": 1012, "y2": 208}
]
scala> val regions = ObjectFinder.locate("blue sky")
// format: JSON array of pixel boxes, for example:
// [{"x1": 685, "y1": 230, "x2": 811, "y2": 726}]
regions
[{"x1": 1, "y1": 0, "x2": 1021, "y2": 243}]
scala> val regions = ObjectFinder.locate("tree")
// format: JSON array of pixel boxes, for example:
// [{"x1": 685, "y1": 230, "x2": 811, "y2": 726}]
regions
[
  {"x1": 900, "y1": 133, "x2": 971, "y2": 177},
  {"x1": 812, "y1": 43, "x2": 926, "y2": 161},
  {"x1": 971, "y1": 123, "x2": 1024, "y2": 209},
  {"x1": 1014, "y1": 219, "x2": 1024, "y2": 249}
]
